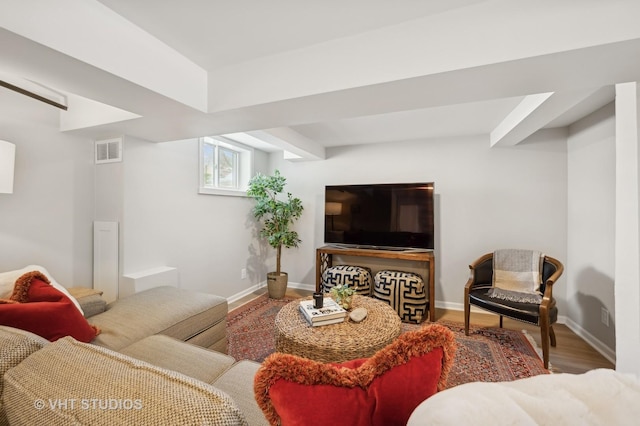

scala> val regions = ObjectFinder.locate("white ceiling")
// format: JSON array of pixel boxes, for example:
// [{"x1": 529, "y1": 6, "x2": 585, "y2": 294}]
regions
[
  {"x1": 2, "y1": 0, "x2": 640, "y2": 157},
  {"x1": 98, "y1": 0, "x2": 487, "y2": 71}
]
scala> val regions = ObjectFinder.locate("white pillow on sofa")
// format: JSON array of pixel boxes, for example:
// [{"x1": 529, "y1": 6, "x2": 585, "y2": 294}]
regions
[{"x1": 0, "y1": 265, "x2": 84, "y2": 315}]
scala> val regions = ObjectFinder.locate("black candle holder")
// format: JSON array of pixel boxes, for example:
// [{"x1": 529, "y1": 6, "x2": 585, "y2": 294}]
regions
[{"x1": 313, "y1": 292, "x2": 323, "y2": 309}]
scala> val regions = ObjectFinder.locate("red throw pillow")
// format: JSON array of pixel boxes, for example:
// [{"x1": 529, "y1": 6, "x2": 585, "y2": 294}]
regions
[
  {"x1": 254, "y1": 324, "x2": 456, "y2": 426},
  {"x1": 0, "y1": 271, "x2": 99, "y2": 343}
]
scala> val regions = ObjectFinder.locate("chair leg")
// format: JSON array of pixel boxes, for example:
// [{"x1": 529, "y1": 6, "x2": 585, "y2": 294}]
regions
[
  {"x1": 549, "y1": 325, "x2": 557, "y2": 347},
  {"x1": 464, "y1": 299, "x2": 470, "y2": 336},
  {"x1": 499, "y1": 316, "x2": 503, "y2": 328},
  {"x1": 540, "y1": 319, "x2": 551, "y2": 369}
]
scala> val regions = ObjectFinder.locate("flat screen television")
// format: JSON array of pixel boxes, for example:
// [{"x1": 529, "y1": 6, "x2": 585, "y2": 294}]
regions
[{"x1": 324, "y1": 182, "x2": 434, "y2": 251}]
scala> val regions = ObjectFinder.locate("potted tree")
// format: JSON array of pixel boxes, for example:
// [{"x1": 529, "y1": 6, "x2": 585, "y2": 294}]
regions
[{"x1": 247, "y1": 170, "x2": 303, "y2": 299}]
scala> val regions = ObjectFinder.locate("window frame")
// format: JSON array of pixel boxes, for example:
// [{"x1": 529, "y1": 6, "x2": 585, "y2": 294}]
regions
[{"x1": 198, "y1": 136, "x2": 254, "y2": 197}]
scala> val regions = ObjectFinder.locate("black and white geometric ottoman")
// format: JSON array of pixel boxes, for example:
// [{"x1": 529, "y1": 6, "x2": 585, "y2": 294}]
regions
[
  {"x1": 373, "y1": 270, "x2": 427, "y2": 323},
  {"x1": 321, "y1": 265, "x2": 372, "y2": 295}
]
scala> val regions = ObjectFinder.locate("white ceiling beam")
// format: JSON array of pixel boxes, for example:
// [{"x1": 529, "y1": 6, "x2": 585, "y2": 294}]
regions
[
  {"x1": 246, "y1": 128, "x2": 326, "y2": 161},
  {"x1": 60, "y1": 93, "x2": 141, "y2": 132},
  {"x1": 490, "y1": 93, "x2": 553, "y2": 146},
  {"x1": 0, "y1": 0, "x2": 207, "y2": 112},
  {"x1": 2, "y1": 4, "x2": 639, "y2": 144},
  {"x1": 207, "y1": 0, "x2": 640, "y2": 113},
  {"x1": 490, "y1": 88, "x2": 606, "y2": 147}
]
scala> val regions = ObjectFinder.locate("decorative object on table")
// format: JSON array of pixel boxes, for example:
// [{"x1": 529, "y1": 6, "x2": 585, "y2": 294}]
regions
[
  {"x1": 247, "y1": 170, "x2": 303, "y2": 299},
  {"x1": 312, "y1": 292, "x2": 323, "y2": 309},
  {"x1": 329, "y1": 284, "x2": 355, "y2": 310},
  {"x1": 298, "y1": 298, "x2": 347, "y2": 327},
  {"x1": 349, "y1": 307, "x2": 368, "y2": 323}
]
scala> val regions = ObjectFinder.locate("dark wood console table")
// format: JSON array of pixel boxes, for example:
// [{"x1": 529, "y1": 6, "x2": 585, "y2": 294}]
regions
[{"x1": 315, "y1": 246, "x2": 436, "y2": 321}]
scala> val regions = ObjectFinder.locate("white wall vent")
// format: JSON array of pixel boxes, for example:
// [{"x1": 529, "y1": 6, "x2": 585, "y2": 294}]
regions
[{"x1": 95, "y1": 137, "x2": 122, "y2": 164}]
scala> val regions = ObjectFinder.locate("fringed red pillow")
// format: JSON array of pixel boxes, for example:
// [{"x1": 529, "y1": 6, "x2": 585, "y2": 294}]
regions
[
  {"x1": 254, "y1": 323, "x2": 456, "y2": 426},
  {"x1": 0, "y1": 271, "x2": 100, "y2": 342}
]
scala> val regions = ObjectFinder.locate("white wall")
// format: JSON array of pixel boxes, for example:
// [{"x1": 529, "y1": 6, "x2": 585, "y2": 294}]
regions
[
  {"x1": 118, "y1": 136, "x2": 270, "y2": 298},
  {"x1": 614, "y1": 82, "x2": 640, "y2": 374},
  {"x1": 270, "y1": 133, "x2": 568, "y2": 310},
  {"x1": 567, "y1": 103, "x2": 616, "y2": 357},
  {"x1": 3, "y1": 86, "x2": 635, "y2": 367},
  {"x1": 0, "y1": 90, "x2": 94, "y2": 287}
]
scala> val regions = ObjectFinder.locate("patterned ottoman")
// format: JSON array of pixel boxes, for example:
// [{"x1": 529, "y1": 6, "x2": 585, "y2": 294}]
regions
[
  {"x1": 321, "y1": 265, "x2": 372, "y2": 295},
  {"x1": 373, "y1": 270, "x2": 427, "y2": 323}
]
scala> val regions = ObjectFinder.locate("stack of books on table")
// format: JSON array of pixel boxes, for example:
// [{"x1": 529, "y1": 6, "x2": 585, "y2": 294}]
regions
[{"x1": 299, "y1": 298, "x2": 347, "y2": 327}]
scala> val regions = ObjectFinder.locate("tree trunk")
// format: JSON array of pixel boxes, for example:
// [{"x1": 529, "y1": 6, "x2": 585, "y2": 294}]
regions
[{"x1": 276, "y1": 244, "x2": 282, "y2": 275}]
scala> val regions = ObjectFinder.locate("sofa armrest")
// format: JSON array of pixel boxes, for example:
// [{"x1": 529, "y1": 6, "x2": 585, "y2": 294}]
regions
[
  {"x1": 3, "y1": 336, "x2": 248, "y2": 425},
  {"x1": 0, "y1": 326, "x2": 49, "y2": 424},
  {"x1": 67, "y1": 287, "x2": 107, "y2": 318}
]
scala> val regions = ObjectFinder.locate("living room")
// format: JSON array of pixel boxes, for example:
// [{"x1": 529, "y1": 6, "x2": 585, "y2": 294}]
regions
[{"x1": 1, "y1": 0, "x2": 639, "y2": 387}]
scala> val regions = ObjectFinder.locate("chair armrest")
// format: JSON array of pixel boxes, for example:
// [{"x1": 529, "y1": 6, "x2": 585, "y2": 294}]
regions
[
  {"x1": 465, "y1": 253, "x2": 493, "y2": 292},
  {"x1": 540, "y1": 256, "x2": 564, "y2": 307}
]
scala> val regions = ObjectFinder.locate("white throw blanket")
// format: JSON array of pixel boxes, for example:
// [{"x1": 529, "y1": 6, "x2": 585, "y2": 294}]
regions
[
  {"x1": 489, "y1": 249, "x2": 544, "y2": 303},
  {"x1": 492, "y1": 249, "x2": 542, "y2": 293},
  {"x1": 407, "y1": 369, "x2": 640, "y2": 426}
]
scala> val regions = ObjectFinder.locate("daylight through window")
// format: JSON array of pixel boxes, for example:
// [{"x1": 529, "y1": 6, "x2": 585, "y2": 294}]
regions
[{"x1": 199, "y1": 136, "x2": 253, "y2": 196}]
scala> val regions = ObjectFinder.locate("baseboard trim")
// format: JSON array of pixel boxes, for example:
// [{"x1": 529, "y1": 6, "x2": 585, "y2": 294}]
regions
[
  {"x1": 441, "y1": 302, "x2": 616, "y2": 365},
  {"x1": 227, "y1": 281, "x2": 314, "y2": 304},
  {"x1": 226, "y1": 283, "x2": 263, "y2": 305},
  {"x1": 562, "y1": 317, "x2": 616, "y2": 365},
  {"x1": 287, "y1": 281, "x2": 315, "y2": 291},
  {"x1": 436, "y1": 300, "x2": 485, "y2": 314}
]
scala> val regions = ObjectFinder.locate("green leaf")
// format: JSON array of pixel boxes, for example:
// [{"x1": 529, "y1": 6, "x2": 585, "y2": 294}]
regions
[{"x1": 247, "y1": 170, "x2": 304, "y2": 274}]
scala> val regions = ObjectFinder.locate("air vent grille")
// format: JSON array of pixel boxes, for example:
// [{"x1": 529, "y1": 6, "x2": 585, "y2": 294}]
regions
[{"x1": 95, "y1": 137, "x2": 122, "y2": 164}]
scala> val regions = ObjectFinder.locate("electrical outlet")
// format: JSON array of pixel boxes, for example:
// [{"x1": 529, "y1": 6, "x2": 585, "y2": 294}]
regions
[
  {"x1": 241, "y1": 268, "x2": 247, "y2": 279},
  {"x1": 601, "y1": 307, "x2": 609, "y2": 327}
]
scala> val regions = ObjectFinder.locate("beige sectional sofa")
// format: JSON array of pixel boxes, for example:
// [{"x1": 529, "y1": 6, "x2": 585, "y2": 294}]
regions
[
  {"x1": 84, "y1": 285, "x2": 229, "y2": 352},
  {"x1": 0, "y1": 286, "x2": 268, "y2": 425}
]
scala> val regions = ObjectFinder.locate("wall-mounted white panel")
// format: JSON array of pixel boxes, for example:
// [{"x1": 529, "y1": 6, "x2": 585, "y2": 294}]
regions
[
  {"x1": 122, "y1": 266, "x2": 178, "y2": 295},
  {"x1": 93, "y1": 221, "x2": 118, "y2": 303}
]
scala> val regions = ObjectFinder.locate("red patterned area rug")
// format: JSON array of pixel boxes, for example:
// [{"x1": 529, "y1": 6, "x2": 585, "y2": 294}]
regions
[
  {"x1": 406, "y1": 321, "x2": 549, "y2": 387},
  {"x1": 227, "y1": 294, "x2": 549, "y2": 388}
]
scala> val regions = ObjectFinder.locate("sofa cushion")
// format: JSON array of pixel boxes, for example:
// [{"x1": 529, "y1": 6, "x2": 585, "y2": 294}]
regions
[
  {"x1": 68, "y1": 287, "x2": 107, "y2": 318},
  {"x1": 88, "y1": 286, "x2": 227, "y2": 350},
  {"x1": 0, "y1": 265, "x2": 83, "y2": 315},
  {"x1": 3, "y1": 336, "x2": 247, "y2": 426},
  {"x1": 0, "y1": 272, "x2": 99, "y2": 343},
  {"x1": 254, "y1": 324, "x2": 456, "y2": 426},
  {"x1": 213, "y1": 360, "x2": 268, "y2": 426},
  {"x1": 0, "y1": 326, "x2": 48, "y2": 426},
  {"x1": 120, "y1": 334, "x2": 235, "y2": 384}
]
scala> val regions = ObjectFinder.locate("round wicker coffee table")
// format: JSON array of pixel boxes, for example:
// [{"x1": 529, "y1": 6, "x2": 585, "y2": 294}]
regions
[{"x1": 274, "y1": 295, "x2": 402, "y2": 363}]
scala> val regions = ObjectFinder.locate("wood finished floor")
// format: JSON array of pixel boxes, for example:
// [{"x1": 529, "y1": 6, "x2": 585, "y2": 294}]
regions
[{"x1": 229, "y1": 288, "x2": 614, "y2": 374}]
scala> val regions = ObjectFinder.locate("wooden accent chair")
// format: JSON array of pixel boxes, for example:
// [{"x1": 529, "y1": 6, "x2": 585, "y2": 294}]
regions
[{"x1": 464, "y1": 252, "x2": 564, "y2": 369}]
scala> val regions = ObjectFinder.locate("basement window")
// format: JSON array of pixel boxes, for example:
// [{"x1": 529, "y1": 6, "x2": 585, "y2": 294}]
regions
[{"x1": 199, "y1": 136, "x2": 253, "y2": 196}]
